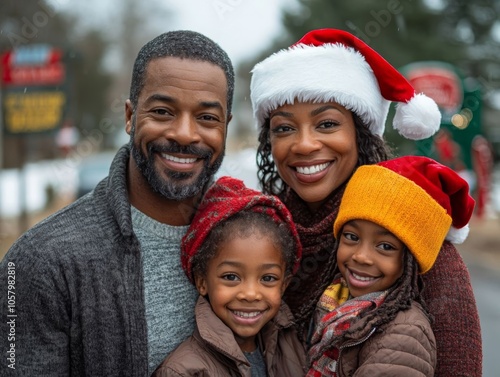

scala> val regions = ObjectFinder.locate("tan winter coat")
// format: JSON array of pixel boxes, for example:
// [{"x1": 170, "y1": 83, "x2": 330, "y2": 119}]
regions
[
  {"x1": 334, "y1": 302, "x2": 436, "y2": 376},
  {"x1": 153, "y1": 296, "x2": 306, "y2": 377}
]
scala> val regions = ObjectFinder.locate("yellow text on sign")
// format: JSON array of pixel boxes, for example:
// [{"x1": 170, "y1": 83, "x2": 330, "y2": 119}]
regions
[{"x1": 4, "y1": 91, "x2": 66, "y2": 133}]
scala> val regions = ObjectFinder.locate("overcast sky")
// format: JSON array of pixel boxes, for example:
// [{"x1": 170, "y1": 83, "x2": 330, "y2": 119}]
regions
[
  {"x1": 49, "y1": 0, "x2": 294, "y2": 66},
  {"x1": 169, "y1": 0, "x2": 292, "y2": 65}
]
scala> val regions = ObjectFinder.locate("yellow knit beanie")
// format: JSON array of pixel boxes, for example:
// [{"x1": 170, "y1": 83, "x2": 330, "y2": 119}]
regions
[{"x1": 334, "y1": 156, "x2": 475, "y2": 273}]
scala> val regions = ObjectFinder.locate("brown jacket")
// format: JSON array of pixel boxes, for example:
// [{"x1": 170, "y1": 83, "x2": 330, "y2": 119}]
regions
[
  {"x1": 153, "y1": 296, "x2": 306, "y2": 376},
  {"x1": 332, "y1": 302, "x2": 436, "y2": 377}
]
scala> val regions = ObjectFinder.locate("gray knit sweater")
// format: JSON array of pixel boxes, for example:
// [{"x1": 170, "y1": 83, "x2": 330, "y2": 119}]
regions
[
  {"x1": 0, "y1": 145, "x2": 195, "y2": 377},
  {"x1": 131, "y1": 206, "x2": 197, "y2": 374}
]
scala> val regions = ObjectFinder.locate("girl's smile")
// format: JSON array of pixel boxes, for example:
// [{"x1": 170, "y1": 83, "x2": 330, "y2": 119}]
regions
[{"x1": 195, "y1": 233, "x2": 288, "y2": 352}]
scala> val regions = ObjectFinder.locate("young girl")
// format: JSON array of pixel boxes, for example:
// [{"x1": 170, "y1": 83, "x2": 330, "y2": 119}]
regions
[
  {"x1": 305, "y1": 156, "x2": 475, "y2": 377},
  {"x1": 153, "y1": 176, "x2": 306, "y2": 376}
]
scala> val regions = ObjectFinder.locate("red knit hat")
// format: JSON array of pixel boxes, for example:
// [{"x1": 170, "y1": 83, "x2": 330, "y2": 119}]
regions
[
  {"x1": 251, "y1": 28, "x2": 441, "y2": 140},
  {"x1": 181, "y1": 176, "x2": 302, "y2": 283},
  {"x1": 334, "y1": 156, "x2": 475, "y2": 273}
]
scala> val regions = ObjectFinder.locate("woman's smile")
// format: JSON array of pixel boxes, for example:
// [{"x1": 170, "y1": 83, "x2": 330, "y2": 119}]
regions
[{"x1": 270, "y1": 101, "x2": 358, "y2": 209}]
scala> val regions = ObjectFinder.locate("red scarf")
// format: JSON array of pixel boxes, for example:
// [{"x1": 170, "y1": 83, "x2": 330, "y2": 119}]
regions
[{"x1": 306, "y1": 275, "x2": 388, "y2": 376}]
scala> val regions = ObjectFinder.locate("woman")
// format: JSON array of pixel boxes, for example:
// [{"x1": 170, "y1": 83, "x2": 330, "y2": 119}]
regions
[{"x1": 250, "y1": 28, "x2": 481, "y2": 377}]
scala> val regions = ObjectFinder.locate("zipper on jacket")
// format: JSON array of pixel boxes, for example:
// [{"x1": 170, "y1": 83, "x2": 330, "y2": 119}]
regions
[{"x1": 335, "y1": 327, "x2": 377, "y2": 375}]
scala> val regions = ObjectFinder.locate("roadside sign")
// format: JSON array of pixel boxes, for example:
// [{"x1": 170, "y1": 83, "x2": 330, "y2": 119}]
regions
[
  {"x1": 406, "y1": 64, "x2": 463, "y2": 123},
  {"x1": 0, "y1": 44, "x2": 68, "y2": 135}
]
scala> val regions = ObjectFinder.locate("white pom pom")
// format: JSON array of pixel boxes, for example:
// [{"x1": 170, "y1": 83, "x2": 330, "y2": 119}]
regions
[
  {"x1": 446, "y1": 224, "x2": 470, "y2": 244},
  {"x1": 393, "y1": 93, "x2": 442, "y2": 140}
]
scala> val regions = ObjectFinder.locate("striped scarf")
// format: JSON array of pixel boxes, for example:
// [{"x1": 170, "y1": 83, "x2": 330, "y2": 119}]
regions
[{"x1": 306, "y1": 275, "x2": 388, "y2": 376}]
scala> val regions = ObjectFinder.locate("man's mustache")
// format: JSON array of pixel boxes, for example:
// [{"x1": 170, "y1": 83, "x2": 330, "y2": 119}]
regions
[{"x1": 149, "y1": 142, "x2": 212, "y2": 160}]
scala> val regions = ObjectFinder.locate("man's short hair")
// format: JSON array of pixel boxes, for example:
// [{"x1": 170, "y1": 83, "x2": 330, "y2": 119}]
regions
[{"x1": 129, "y1": 30, "x2": 234, "y2": 116}]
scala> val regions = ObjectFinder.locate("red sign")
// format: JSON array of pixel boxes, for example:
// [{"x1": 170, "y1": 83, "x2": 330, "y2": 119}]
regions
[
  {"x1": 406, "y1": 67, "x2": 463, "y2": 114},
  {"x1": 2, "y1": 63, "x2": 65, "y2": 85},
  {"x1": 1, "y1": 45, "x2": 65, "y2": 86}
]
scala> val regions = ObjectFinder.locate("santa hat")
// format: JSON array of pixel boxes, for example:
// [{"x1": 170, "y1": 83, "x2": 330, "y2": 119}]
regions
[
  {"x1": 250, "y1": 28, "x2": 441, "y2": 140},
  {"x1": 181, "y1": 176, "x2": 302, "y2": 283},
  {"x1": 333, "y1": 156, "x2": 475, "y2": 273}
]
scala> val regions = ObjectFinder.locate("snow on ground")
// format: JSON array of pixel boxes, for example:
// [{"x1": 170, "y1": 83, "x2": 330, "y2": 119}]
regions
[
  {"x1": 0, "y1": 158, "x2": 78, "y2": 217},
  {"x1": 0, "y1": 149, "x2": 259, "y2": 218},
  {"x1": 1, "y1": 150, "x2": 499, "y2": 218}
]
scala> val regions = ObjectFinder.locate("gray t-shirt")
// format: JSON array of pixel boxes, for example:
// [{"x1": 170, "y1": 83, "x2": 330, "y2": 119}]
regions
[{"x1": 131, "y1": 206, "x2": 198, "y2": 375}]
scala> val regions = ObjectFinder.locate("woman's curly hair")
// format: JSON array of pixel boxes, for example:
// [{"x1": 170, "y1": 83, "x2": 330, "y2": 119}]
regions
[{"x1": 256, "y1": 112, "x2": 393, "y2": 196}]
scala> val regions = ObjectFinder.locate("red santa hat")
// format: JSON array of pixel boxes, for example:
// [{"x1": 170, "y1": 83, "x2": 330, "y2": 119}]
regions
[{"x1": 250, "y1": 28, "x2": 441, "y2": 140}]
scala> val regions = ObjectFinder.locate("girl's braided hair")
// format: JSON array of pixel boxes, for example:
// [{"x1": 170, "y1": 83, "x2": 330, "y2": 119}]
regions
[{"x1": 294, "y1": 239, "x2": 432, "y2": 342}]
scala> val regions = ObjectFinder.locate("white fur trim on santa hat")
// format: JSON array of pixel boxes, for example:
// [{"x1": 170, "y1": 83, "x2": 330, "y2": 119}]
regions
[
  {"x1": 446, "y1": 224, "x2": 470, "y2": 244},
  {"x1": 250, "y1": 43, "x2": 390, "y2": 135},
  {"x1": 393, "y1": 93, "x2": 442, "y2": 140}
]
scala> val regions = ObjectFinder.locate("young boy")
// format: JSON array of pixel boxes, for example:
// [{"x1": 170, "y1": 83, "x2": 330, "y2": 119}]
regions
[
  {"x1": 305, "y1": 156, "x2": 475, "y2": 377},
  {"x1": 153, "y1": 176, "x2": 307, "y2": 376}
]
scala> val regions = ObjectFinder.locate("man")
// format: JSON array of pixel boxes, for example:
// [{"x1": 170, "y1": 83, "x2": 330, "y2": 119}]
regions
[{"x1": 0, "y1": 30, "x2": 234, "y2": 376}]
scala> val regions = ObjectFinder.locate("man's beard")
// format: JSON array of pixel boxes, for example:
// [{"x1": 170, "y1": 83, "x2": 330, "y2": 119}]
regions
[{"x1": 129, "y1": 125, "x2": 224, "y2": 201}]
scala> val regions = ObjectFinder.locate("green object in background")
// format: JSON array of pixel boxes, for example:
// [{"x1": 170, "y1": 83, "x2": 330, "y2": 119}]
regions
[{"x1": 400, "y1": 61, "x2": 482, "y2": 170}]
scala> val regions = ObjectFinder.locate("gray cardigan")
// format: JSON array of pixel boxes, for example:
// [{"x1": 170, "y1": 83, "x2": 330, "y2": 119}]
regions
[{"x1": 0, "y1": 146, "x2": 150, "y2": 376}]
